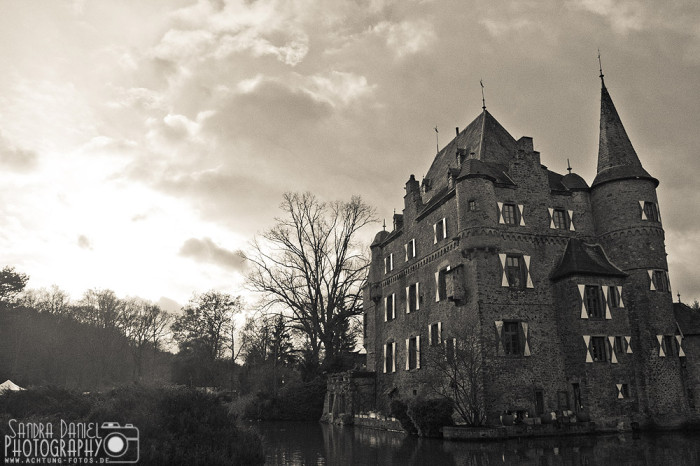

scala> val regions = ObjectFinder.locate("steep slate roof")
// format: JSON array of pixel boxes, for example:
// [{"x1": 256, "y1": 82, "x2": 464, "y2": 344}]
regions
[
  {"x1": 422, "y1": 110, "x2": 518, "y2": 204},
  {"x1": 593, "y1": 79, "x2": 658, "y2": 188},
  {"x1": 551, "y1": 238, "x2": 626, "y2": 280},
  {"x1": 674, "y1": 303, "x2": 700, "y2": 336}
]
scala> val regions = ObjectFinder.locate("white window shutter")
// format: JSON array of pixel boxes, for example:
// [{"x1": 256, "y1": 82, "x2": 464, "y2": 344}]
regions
[
  {"x1": 499, "y1": 254, "x2": 508, "y2": 287},
  {"x1": 625, "y1": 336, "x2": 632, "y2": 354},
  {"x1": 435, "y1": 271, "x2": 440, "y2": 301},
  {"x1": 578, "y1": 284, "x2": 587, "y2": 319},
  {"x1": 677, "y1": 335, "x2": 685, "y2": 357},
  {"x1": 405, "y1": 339, "x2": 410, "y2": 371},
  {"x1": 390, "y1": 253, "x2": 393, "y2": 271},
  {"x1": 617, "y1": 384, "x2": 624, "y2": 399},
  {"x1": 583, "y1": 335, "x2": 593, "y2": 363},
  {"x1": 391, "y1": 294, "x2": 395, "y2": 320},
  {"x1": 416, "y1": 336, "x2": 421, "y2": 369},
  {"x1": 657, "y1": 335, "x2": 665, "y2": 357},
  {"x1": 433, "y1": 222, "x2": 437, "y2": 244},
  {"x1": 568, "y1": 210, "x2": 575, "y2": 231},
  {"x1": 518, "y1": 204, "x2": 525, "y2": 226},
  {"x1": 656, "y1": 202, "x2": 662, "y2": 222},
  {"x1": 524, "y1": 255, "x2": 534, "y2": 288},
  {"x1": 404, "y1": 243, "x2": 408, "y2": 261},
  {"x1": 618, "y1": 286, "x2": 624, "y2": 308},
  {"x1": 383, "y1": 344, "x2": 387, "y2": 373},
  {"x1": 495, "y1": 321, "x2": 504, "y2": 355},
  {"x1": 608, "y1": 336, "x2": 618, "y2": 363},
  {"x1": 428, "y1": 324, "x2": 433, "y2": 346},
  {"x1": 405, "y1": 286, "x2": 410, "y2": 314},
  {"x1": 521, "y1": 322, "x2": 531, "y2": 356},
  {"x1": 438, "y1": 322, "x2": 442, "y2": 344},
  {"x1": 548, "y1": 208, "x2": 555, "y2": 229},
  {"x1": 603, "y1": 287, "x2": 612, "y2": 319},
  {"x1": 384, "y1": 297, "x2": 388, "y2": 322},
  {"x1": 639, "y1": 200, "x2": 647, "y2": 220},
  {"x1": 391, "y1": 342, "x2": 396, "y2": 372},
  {"x1": 442, "y1": 218, "x2": 447, "y2": 238},
  {"x1": 452, "y1": 338, "x2": 457, "y2": 358},
  {"x1": 497, "y1": 202, "x2": 504, "y2": 224},
  {"x1": 384, "y1": 258, "x2": 387, "y2": 274},
  {"x1": 648, "y1": 270, "x2": 656, "y2": 291},
  {"x1": 416, "y1": 282, "x2": 420, "y2": 310},
  {"x1": 412, "y1": 239, "x2": 416, "y2": 258}
]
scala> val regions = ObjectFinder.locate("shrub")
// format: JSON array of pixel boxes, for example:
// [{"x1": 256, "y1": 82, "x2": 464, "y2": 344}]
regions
[
  {"x1": 407, "y1": 397, "x2": 454, "y2": 438},
  {"x1": 389, "y1": 399, "x2": 417, "y2": 434},
  {"x1": 0, "y1": 386, "x2": 265, "y2": 466}
]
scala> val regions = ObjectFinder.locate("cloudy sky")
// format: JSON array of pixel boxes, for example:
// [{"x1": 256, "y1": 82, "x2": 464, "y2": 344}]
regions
[{"x1": 2, "y1": 0, "x2": 700, "y2": 310}]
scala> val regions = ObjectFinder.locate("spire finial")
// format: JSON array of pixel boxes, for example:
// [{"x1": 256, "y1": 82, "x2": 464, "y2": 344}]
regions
[
  {"x1": 480, "y1": 79, "x2": 486, "y2": 110},
  {"x1": 678, "y1": 292, "x2": 681, "y2": 303},
  {"x1": 598, "y1": 49, "x2": 605, "y2": 86},
  {"x1": 434, "y1": 125, "x2": 439, "y2": 154},
  {"x1": 567, "y1": 158, "x2": 572, "y2": 174},
  {"x1": 382, "y1": 219, "x2": 386, "y2": 231}
]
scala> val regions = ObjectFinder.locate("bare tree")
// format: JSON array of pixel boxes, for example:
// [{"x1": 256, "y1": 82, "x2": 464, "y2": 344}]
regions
[
  {"x1": 423, "y1": 324, "x2": 487, "y2": 426},
  {"x1": 172, "y1": 291, "x2": 242, "y2": 361},
  {"x1": 244, "y1": 192, "x2": 376, "y2": 369}
]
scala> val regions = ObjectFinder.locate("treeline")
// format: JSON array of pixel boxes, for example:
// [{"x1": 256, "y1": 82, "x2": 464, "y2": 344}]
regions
[{"x1": 0, "y1": 267, "x2": 173, "y2": 389}]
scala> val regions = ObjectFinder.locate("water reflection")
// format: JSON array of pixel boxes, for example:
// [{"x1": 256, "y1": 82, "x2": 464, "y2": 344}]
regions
[{"x1": 252, "y1": 421, "x2": 700, "y2": 466}]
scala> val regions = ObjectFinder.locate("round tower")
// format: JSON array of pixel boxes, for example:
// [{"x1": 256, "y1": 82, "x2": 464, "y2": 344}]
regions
[{"x1": 590, "y1": 74, "x2": 689, "y2": 426}]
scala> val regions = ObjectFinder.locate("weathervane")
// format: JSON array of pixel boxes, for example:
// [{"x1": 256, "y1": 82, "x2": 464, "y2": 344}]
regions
[
  {"x1": 567, "y1": 158, "x2": 572, "y2": 174},
  {"x1": 598, "y1": 49, "x2": 605, "y2": 85},
  {"x1": 480, "y1": 79, "x2": 486, "y2": 110}
]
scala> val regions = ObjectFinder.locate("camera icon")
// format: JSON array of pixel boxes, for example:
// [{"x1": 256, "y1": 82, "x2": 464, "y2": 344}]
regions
[{"x1": 99, "y1": 422, "x2": 139, "y2": 464}]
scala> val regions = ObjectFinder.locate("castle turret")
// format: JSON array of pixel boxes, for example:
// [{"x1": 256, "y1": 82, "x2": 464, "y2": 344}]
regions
[{"x1": 590, "y1": 74, "x2": 688, "y2": 426}]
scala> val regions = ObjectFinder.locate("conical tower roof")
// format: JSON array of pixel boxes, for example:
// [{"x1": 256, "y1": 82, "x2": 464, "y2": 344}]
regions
[{"x1": 592, "y1": 78, "x2": 657, "y2": 187}]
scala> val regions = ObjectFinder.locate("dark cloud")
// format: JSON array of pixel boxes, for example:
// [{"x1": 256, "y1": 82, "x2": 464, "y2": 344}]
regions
[
  {"x1": 179, "y1": 237, "x2": 246, "y2": 272},
  {"x1": 0, "y1": 133, "x2": 38, "y2": 172},
  {"x1": 77, "y1": 235, "x2": 93, "y2": 250}
]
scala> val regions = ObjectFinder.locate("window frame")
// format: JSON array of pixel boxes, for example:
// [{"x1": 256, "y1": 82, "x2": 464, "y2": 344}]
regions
[
  {"x1": 406, "y1": 239, "x2": 417, "y2": 260},
  {"x1": 505, "y1": 255, "x2": 525, "y2": 290},
  {"x1": 552, "y1": 208, "x2": 568, "y2": 230},
  {"x1": 384, "y1": 253, "x2": 394, "y2": 274},
  {"x1": 608, "y1": 286, "x2": 621, "y2": 309},
  {"x1": 468, "y1": 199, "x2": 477, "y2": 212},
  {"x1": 643, "y1": 201, "x2": 659, "y2": 222},
  {"x1": 429, "y1": 322, "x2": 442, "y2": 346},
  {"x1": 584, "y1": 285, "x2": 605, "y2": 319},
  {"x1": 502, "y1": 321, "x2": 521, "y2": 356},
  {"x1": 385, "y1": 293, "x2": 396, "y2": 321},
  {"x1": 434, "y1": 218, "x2": 447, "y2": 243},
  {"x1": 652, "y1": 270, "x2": 670, "y2": 292},
  {"x1": 590, "y1": 336, "x2": 608, "y2": 362},
  {"x1": 502, "y1": 203, "x2": 518, "y2": 225},
  {"x1": 408, "y1": 282, "x2": 419, "y2": 313}
]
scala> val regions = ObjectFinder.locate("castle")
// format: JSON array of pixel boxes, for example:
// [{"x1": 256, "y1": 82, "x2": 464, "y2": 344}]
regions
[{"x1": 356, "y1": 73, "x2": 695, "y2": 429}]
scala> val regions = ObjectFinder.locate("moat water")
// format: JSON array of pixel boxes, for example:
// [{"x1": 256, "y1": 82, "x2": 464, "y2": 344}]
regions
[{"x1": 251, "y1": 421, "x2": 700, "y2": 465}]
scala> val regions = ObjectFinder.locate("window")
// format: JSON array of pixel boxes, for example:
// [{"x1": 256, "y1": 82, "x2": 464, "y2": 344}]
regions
[
  {"x1": 642, "y1": 201, "x2": 659, "y2": 222},
  {"x1": 651, "y1": 270, "x2": 670, "y2": 292},
  {"x1": 505, "y1": 255, "x2": 525, "y2": 289},
  {"x1": 617, "y1": 383, "x2": 630, "y2": 399},
  {"x1": 384, "y1": 253, "x2": 394, "y2": 274},
  {"x1": 584, "y1": 285, "x2": 605, "y2": 319},
  {"x1": 502, "y1": 321, "x2": 521, "y2": 356},
  {"x1": 436, "y1": 266, "x2": 450, "y2": 301},
  {"x1": 608, "y1": 286, "x2": 622, "y2": 308},
  {"x1": 614, "y1": 336, "x2": 624, "y2": 355},
  {"x1": 590, "y1": 336, "x2": 607, "y2": 362},
  {"x1": 407, "y1": 336, "x2": 420, "y2": 370},
  {"x1": 502, "y1": 203, "x2": 517, "y2": 225},
  {"x1": 406, "y1": 239, "x2": 417, "y2": 260},
  {"x1": 468, "y1": 200, "x2": 477, "y2": 212},
  {"x1": 664, "y1": 335, "x2": 675, "y2": 357},
  {"x1": 429, "y1": 322, "x2": 442, "y2": 346},
  {"x1": 552, "y1": 208, "x2": 568, "y2": 229},
  {"x1": 534, "y1": 390, "x2": 545, "y2": 416},
  {"x1": 445, "y1": 338, "x2": 456, "y2": 364},
  {"x1": 384, "y1": 341, "x2": 396, "y2": 373},
  {"x1": 407, "y1": 283, "x2": 419, "y2": 313},
  {"x1": 384, "y1": 294, "x2": 395, "y2": 322},
  {"x1": 557, "y1": 391, "x2": 570, "y2": 411},
  {"x1": 434, "y1": 218, "x2": 447, "y2": 243}
]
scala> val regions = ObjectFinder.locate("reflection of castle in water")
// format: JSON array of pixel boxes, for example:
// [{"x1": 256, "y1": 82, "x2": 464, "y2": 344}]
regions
[
  {"x1": 323, "y1": 72, "x2": 700, "y2": 432},
  {"x1": 304, "y1": 422, "x2": 700, "y2": 465}
]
